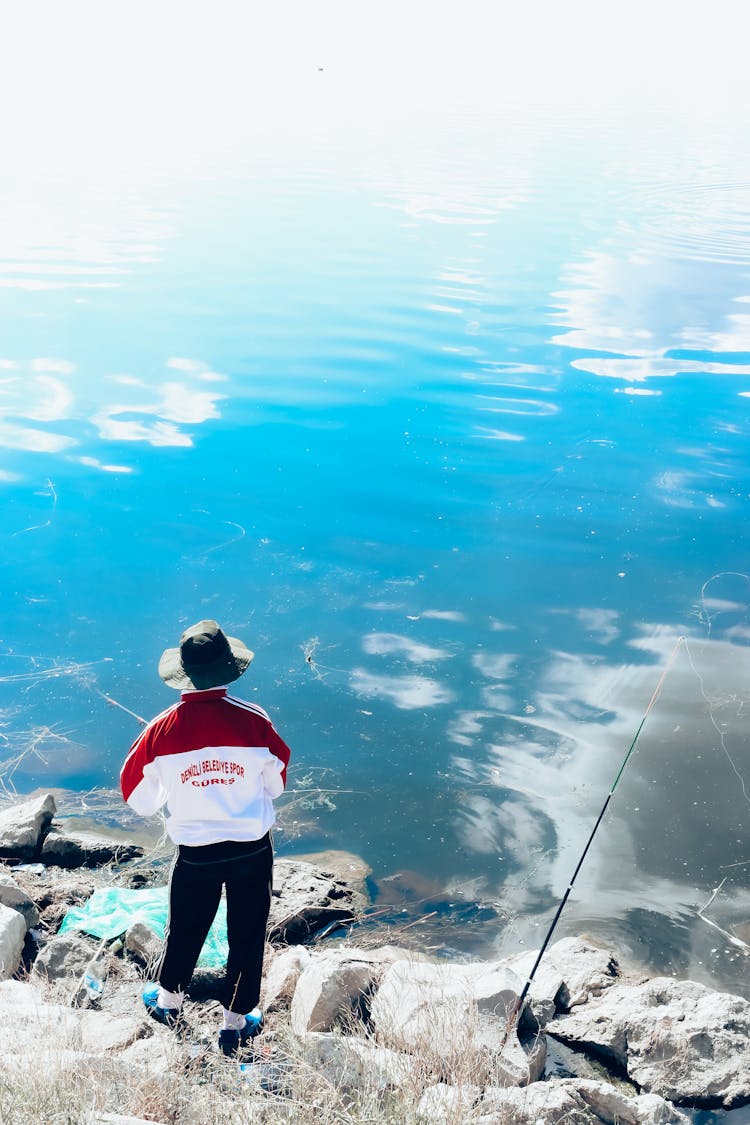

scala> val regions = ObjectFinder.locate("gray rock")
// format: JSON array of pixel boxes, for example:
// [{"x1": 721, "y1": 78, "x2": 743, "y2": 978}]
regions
[
  {"x1": 477, "y1": 1078, "x2": 689, "y2": 1124},
  {"x1": 269, "y1": 943, "x2": 418, "y2": 1017},
  {"x1": 502, "y1": 950, "x2": 563, "y2": 1028},
  {"x1": 327, "y1": 943, "x2": 427, "y2": 966},
  {"x1": 117, "y1": 1035, "x2": 173, "y2": 1078},
  {"x1": 570, "y1": 1078, "x2": 690, "y2": 1124},
  {"x1": 0, "y1": 793, "x2": 56, "y2": 860},
  {"x1": 545, "y1": 1034, "x2": 632, "y2": 1086},
  {"x1": 40, "y1": 828, "x2": 144, "y2": 869},
  {"x1": 289, "y1": 849, "x2": 371, "y2": 897},
  {"x1": 33, "y1": 931, "x2": 100, "y2": 984},
  {"x1": 123, "y1": 921, "x2": 162, "y2": 971},
  {"x1": 0, "y1": 980, "x2": 154, "y2": 1093},
  {"x1": 370, "y1": 958, "x2": 545, "y2": 1087},
  {"x1": 504, "y1": 936, "x2": 621, "y2": 1022},
  {"x1": 268, "y1": 857, "x2": 368, "y2": 944},
  {"x1": 551, "y1": 976, "x2": 750, "y2": 1109},
  {"x1": 263, "y1": 944, "x2": 311, "y2": 1010},
  {"x1": 0, "y1": 869, "x2": 40, "y2": 929},
  {"x1": 76, "y1": 1007, "x2": 150, "y2": 1052},
  {"x1": 416, "y1": 1082, "x2": 481, "y2": 1122},
  {"x1": 291, "y1": 954, "x2": 379, "y2": 1033},
  {"x1": 30, "y1": 874, "x2": 98, "y2": 934},
  {"x1": 0, "y1": 979, "x2": 82, "y2": 1070},
  {"x1": 0, "y1": 902, "x2": 26, "y2": 980},
  {"x1": 301, "y1": 1031, "x2": 417, "y2": 1091}
]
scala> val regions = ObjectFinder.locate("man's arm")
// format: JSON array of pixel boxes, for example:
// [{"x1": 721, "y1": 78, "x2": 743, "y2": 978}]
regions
[
  {"x1": 120, "y1": 724, "x2": 168, "y2": 816},
  {"x1": 265, "y1": 722, "x2": 291, "y2": 789}
]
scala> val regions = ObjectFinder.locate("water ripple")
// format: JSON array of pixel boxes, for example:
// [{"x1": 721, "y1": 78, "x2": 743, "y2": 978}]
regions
[{"x1": 632, "y1": 180, "x2": 750, "y2": 266}]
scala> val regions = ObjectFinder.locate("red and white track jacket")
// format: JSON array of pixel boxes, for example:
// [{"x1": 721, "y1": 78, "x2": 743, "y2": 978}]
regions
[{"x1": 120, "y1": 687, "x2": 291, "y2": 846}]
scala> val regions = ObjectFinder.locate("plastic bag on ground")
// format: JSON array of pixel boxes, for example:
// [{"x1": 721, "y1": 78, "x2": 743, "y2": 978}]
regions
[{"x1": 59, "y1": 885, "x2": 228, "y2": 968}]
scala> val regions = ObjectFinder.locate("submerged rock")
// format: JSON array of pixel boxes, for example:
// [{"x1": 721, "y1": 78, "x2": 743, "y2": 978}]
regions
[
  {"x1": 268, "y1": 857, "x2": 368, "y2": 944},
  {"x1": 551, "y1": 976, "x2": 750, "y2": 1108},
  {"x1": 0, "y1": 793, "x2": 56, "y2": 861}
]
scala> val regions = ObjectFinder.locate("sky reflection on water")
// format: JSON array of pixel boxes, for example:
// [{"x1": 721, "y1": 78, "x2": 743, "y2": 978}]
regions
[{"x1": 1, "y1": 1, "x2": 750, "y2": 1018}]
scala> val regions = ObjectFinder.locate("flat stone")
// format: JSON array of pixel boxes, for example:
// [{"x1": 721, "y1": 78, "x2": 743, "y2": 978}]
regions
[
  {"x1": 551, "y1": 976, "x2": 750, "y2": 1109},
  {"x1": 569, "y1": 1078, "x2": 690, "y2": 1124},
  {"x1": 0, "y1": 793, "x2": 56, "y2": 860},
  {"x1": 0, "y1": 977, "x2": 83, "y2": 1046},
  {"x1": 0, "y1": 869, "x2": 40, "y2": 929},
  {"x1": 0, "y1": 902, "x2": 26, "y2": 980},
  {"x1": 40, "y1": 828, "x2": 144, "y2": 869}
]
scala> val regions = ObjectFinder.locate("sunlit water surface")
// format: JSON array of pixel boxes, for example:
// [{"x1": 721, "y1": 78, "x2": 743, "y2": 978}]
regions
[{"x1": 1, "y1": 27, "x2": 750, "y2": 1116}]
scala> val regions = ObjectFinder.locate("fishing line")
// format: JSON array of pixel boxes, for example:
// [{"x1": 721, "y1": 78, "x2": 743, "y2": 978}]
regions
[
  {"x1": 0, "y1": 658, "x2": 111, "y2": 686},
  {"x1": 697, "y1": 571, "x2": 750, "y2": 636},
  {"x1": 301, "y1": 637, "x2": 350, "y2": 682},
  {"x1": 503, "y1": 634, "x2": 686, "y2": 1040},
  {"x1": 683, "y1": 636, "x2": 750, "y2": 806},
  {"x1": 95, "y1": 690, "x2": 147, "y2": 727}
]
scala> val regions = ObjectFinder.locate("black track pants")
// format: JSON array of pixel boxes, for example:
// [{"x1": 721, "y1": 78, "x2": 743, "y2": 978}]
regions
[{"x1": 157, "y1": 833, "x2": 273, "y2": 1013}]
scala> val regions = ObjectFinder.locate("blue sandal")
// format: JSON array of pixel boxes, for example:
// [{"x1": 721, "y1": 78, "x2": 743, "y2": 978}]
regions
[
  {"x1": 142, "y1": 984, "x2": 181, "y2": 1028},
  {"x1": 219, "y1": 1008, "x2": 264, "y2": 1056}
]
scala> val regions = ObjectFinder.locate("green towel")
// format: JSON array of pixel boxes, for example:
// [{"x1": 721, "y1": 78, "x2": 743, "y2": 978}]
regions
[{"x1": 59, "y1": 885, "x2": 228, "y2": 968}]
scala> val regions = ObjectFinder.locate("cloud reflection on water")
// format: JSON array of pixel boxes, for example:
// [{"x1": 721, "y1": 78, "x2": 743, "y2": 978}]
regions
[
  {"x1": 350, "y1": 667, "x2": 456, "y2": 710},
  {"x1": 451, "y1": 623, "x2": 750, "y2": 981},
  {"x1": 0, "y1": 357, "x2": 226, "y2": 466},
  {"x1": 551, "y1": 249, "x2": 750, "y2": 386},
  {"x1": 362, "y1": 632, "x2": 453, "y2": 663}
]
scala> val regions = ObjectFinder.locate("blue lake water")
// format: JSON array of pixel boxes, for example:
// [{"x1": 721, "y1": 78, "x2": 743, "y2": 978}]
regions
[{"x1": 2, "y1": 11, "x2": 750, "y2": 1082}]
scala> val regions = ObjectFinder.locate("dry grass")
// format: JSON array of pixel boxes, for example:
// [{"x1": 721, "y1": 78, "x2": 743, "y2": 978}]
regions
[{"x1": 0, "y1": 974, "x2": 554, "y2": 1125}]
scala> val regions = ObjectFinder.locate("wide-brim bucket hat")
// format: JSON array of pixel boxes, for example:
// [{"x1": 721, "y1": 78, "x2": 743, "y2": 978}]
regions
[{"x1": 159, "y1": 619, "x2": 254, "y2": 690}]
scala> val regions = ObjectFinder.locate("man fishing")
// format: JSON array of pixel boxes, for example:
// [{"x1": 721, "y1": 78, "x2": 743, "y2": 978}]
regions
[{"x1": 119, "y1": 619, "x2": 291, "y2": 1056}]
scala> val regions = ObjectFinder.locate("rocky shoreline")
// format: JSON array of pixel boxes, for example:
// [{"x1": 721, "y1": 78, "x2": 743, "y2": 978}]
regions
[{"x1": 1, "y1": 792, "x2": 749, "y2": 1125}]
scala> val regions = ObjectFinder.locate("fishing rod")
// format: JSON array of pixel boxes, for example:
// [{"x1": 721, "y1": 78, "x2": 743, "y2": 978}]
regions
[{"x1": 503, "y1": 634, "x2": 686, "y2": 1042}]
